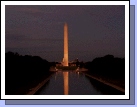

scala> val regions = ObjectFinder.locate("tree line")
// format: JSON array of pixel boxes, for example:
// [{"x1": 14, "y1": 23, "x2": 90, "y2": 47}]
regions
[
  {"x1": 84, "y1": 55, "x2": 125, "y2": 79},
  {"x1": 5, "y1": 51, "x2": 51, "y2": 95}
]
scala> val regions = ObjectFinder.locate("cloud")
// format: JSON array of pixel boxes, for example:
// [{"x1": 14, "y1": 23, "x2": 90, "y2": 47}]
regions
[
  {"x1": 6, "y1": 6, "x2": 41, "y2": 13},
  {"x1": 18, "y1": 7, "x2": 41, "y2": 13},
  {"x1": 5, "y1": 33, "x2": 65, "y2": 44},
  {"x1": 5, "y1": 34, "x2": 26, "y2": 41}
]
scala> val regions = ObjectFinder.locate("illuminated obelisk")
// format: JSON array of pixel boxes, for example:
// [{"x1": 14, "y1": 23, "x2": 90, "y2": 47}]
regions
[{"x1": 63, "y1": 22, "x2": 69, "y2": 66}]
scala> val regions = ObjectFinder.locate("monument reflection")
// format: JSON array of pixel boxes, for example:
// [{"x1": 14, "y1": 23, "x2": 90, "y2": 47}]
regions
[{"x1": 63, "y1": 71, "x2": 69, "y2": 95}]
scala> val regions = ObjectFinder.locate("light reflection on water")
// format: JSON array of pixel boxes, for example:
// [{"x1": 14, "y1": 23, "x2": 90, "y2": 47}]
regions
[
  {"x1": 63, "y1": 71, "x2": 69, "y2": 95},
  {"x1": 35, "y1": 70, "x2": 124, "y2": 95}
]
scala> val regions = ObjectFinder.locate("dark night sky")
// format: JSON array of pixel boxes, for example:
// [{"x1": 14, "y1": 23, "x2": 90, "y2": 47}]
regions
[{"x1": 5, "y1": 5, "x2": 125, "y2": 62}]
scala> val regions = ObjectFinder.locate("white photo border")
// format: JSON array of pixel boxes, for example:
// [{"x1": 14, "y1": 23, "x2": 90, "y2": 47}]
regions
[{"x1": 1, "y1": 1, "x2": 129, "y2": 99}]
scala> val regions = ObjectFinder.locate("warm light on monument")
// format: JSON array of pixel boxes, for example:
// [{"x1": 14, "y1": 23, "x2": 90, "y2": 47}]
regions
[{"x1": 63, "y1": 22, "x2": 69, "y2": 66}]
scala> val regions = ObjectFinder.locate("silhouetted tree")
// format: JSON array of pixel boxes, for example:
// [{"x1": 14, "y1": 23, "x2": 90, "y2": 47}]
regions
[
  {"x1": 84, "y1": 55, "x2": 125, "y2": 79},
  {"x1": 5, "y1": 51, "x2": 51, "y2": 95}
]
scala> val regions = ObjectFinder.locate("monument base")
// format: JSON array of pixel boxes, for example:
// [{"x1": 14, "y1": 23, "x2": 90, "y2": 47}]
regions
[{"x1": 56, "y1": 66, "x2": 78, "y2": 70}]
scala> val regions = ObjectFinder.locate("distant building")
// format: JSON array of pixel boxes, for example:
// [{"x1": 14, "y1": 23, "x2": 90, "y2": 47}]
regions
[
  {"x1": 56, "y1": 62, "x2": 62, "y2": 67},
  {"x1": 69, "y1": 63, "x2": 76, "y2": 66},
  {"x1": 56, "y1": 61, "x2": 77, "y2": 67}
]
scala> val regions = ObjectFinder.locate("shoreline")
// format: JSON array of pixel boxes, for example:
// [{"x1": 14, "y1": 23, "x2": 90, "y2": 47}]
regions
[
  {"x1": 82, "y1": 72, "x2": 125, "y2": 93},
  {"x1": 26, "y1": 72, "x2": 55, "y2": 95}
]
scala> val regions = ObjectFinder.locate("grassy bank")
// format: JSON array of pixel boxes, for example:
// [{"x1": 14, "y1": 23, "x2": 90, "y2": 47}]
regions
[
  {"x1": 26, "y1": 72, "x2": 55, "y2": 95},
  {"x1": 83, "y1": 71, "x2": 125, "y2": 93},
  {"x1": 15, "y1": 72, "x2": 54, "y2": 95}
]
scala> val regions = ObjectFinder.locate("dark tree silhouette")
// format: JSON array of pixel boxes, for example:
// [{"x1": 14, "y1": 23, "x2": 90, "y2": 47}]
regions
[
  {"x1": 5, "y1": 51, "x2": 51, "y2": 95},
  {"x1": 84, "y1": 54, "x2": 125, "y2": 79}
]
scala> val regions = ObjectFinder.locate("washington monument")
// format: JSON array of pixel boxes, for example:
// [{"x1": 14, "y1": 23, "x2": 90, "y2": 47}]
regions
[{"x1": 63, "y1": 22, "x2": 69, "y2": 66}]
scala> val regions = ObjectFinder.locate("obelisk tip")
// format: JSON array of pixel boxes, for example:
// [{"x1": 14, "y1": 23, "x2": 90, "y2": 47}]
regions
[{"x1": 64, "y1": 22, "x2": 67, "y2": 25}]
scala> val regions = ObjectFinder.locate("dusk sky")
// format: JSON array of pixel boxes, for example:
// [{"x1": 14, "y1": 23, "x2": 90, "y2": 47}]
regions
[{"x1": 5, "y1": 5, "x2": 125, "y2": 62}]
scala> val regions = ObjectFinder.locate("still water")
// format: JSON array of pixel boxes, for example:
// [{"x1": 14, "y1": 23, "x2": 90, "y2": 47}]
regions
[{"x1": 35, "y1": 70, "x2": 124, "y2": 95}]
